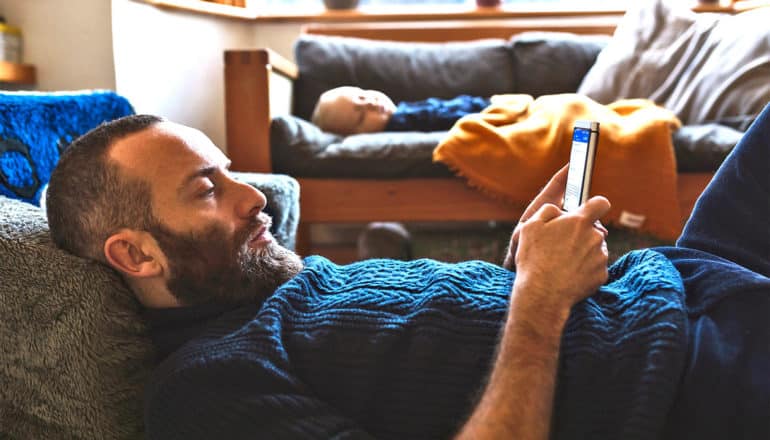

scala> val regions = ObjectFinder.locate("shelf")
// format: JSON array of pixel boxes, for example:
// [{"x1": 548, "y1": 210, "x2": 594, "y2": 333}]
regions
[
  {"x1": 139, "y1": 0, "x2": 766, "y2": 23},
  {"x1": 0, "y1": 61, "x2": 37, "y2": 85}
]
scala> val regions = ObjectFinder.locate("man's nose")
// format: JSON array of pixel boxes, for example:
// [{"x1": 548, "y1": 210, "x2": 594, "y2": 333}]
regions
[{"x1": 234, "y1": 179, "x2": 267, "y2": 219}]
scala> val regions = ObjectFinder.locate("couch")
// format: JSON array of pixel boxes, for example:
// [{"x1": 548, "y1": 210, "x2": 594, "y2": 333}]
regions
[
  {"x1": 0, "y1": 91, "x2": 300, "y2": 438},
  {"x1": 224, "y1": 0, "x2": 769, "y2": 255}
]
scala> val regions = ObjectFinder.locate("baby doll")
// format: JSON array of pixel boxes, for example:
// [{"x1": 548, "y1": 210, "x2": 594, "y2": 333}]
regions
[{"x1": 311, "y1": 86, "x2": 491, "y2": 135}]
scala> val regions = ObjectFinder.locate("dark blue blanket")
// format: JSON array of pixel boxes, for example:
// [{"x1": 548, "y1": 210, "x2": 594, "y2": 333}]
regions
[
  {"x1": 0, "y1": 91, "x2": 134, "y2": 205},
  {"x1": 654, "y1": 103, "x2": 770, "y2": 438}
]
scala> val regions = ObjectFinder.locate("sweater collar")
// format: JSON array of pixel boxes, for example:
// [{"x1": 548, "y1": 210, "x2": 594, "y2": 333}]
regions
[{"x1": 143, "y1": 302, "x2": 252, "y2": 363}]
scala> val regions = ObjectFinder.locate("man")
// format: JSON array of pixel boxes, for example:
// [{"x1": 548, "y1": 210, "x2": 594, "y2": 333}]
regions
[
  {"x1": 45, "y1": 106, "x2": 769, "y2": 438},
  {"x1": 45, "y1": 113, "x2": 611, "y2": 439}
]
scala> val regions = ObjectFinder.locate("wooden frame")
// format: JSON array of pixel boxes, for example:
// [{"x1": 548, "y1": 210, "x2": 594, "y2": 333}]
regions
[{"x1": 224, "y1": 19, "x2": 713, "y2": 256}]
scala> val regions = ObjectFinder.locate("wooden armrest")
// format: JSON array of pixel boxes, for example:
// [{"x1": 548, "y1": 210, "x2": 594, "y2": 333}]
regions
[{"x1": 224, "y1": 49, "x2": 298, "y2": 173}]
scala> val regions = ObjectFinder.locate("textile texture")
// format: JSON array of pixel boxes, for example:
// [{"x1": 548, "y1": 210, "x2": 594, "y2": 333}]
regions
[
  {"x1": 434, "y1": 93, "x2": 682, "y2": 239},
  {"x1": 577, "y1": 0, "x2": 770, "y2": 126},
  {"x1": 0, "y1": 90, "x2": 134, "y2": 205},
  {"x1": 654, "y1": 102, "x2": 770, "y2": 438},
  {"x1": 0, "y1": 196, "x2": 154, "y2": 439},
  {"x1": 144, "y1": 249, "x2": 686, "y2": 439}
]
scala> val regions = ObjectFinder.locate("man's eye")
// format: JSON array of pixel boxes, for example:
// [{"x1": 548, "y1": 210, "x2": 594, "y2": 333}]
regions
[{"x1": 199, "y1": 186, "x2": 215, "y2": 198}]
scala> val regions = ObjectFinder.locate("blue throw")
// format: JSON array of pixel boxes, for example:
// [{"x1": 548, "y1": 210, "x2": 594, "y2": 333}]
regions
[
  {"x1": 654, "y1": 102, "x2": 770, "y2": 439},
  {"x1": 0, "y1": 90, "x2": 134, "y2": 205}
]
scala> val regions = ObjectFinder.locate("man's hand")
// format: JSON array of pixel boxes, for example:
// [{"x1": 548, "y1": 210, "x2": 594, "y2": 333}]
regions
[
  {"x1": 503, "y1": 164, "x2": 608, "y2": 270},
  {"x1": 512, "y1": 196, "x2": 611, "y2": 323},
  {"x1": 456, "y1": 195, "x2": 611, "y2": 440}
]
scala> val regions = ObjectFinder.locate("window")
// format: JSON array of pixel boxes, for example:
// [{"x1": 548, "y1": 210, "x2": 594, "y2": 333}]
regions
[{"x1": 250, "y1": 0, "x2": 617, "y2": 6}]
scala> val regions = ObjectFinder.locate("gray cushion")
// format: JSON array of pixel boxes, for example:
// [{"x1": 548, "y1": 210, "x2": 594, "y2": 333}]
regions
[
  {"x1": 577, "y1": 0, "x2": 770, "y2": 125},
  {"x1": 293, "y1": 35, "x2": 516, "y2": 121},
  {"x1": 232, "y1": 172, "x2": 300, "y2": 251},
  {"x1": 271, "y1": 115, "x2": 452, "y2": 178},
  {"x1": 0, "y1": 195, "x2": 153, "y2": 439},
  {"x1": 672, "y1": 124, "x2": 743, "y2": 172},
  {"x1": 509, "y1": 32, "x2": 609, "y2": 97}
]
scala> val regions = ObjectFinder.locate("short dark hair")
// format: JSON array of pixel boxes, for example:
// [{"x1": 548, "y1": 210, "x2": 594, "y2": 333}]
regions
[{"x1": 46, "y1": 114, "x2": 165, "y2": 262}]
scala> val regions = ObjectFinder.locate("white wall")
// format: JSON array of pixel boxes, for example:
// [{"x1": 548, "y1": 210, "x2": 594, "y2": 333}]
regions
[
  {"x1": 0, "y1": 0, "x2": 115, "y2": 91},
  {"x1": 0, "y1": 0, "x2": 305, "y2": 150},
  {"x1": 112, "y1": 0, "x2": 302, "y2": 150}
]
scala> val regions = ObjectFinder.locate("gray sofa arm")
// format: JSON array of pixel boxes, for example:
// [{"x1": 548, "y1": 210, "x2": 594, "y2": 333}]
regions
[{"x1": 233, "y1": 172, "x2": 300, "y2": 251}]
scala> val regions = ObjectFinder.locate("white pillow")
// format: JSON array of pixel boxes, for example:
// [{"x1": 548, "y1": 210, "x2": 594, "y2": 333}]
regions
[{"x1": 577, "y1": 0, "x2": 770, "y2": 125}]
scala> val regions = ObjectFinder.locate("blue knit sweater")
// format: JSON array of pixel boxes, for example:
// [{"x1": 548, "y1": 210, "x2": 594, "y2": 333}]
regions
[{"x1": 144, "y1": 250, "x2": 687, "y2": 440}]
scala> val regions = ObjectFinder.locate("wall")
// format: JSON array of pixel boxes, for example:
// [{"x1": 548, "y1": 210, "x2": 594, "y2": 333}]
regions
[
  {"x1": 0, "y1": 0, "x2": 305, "y2": 150},
  {"x1": 0, "y1": 0, "x2": 115, "y2": 91},
  {"x1": 112, "y1": 0, "x2": 302, "y2": 150}
]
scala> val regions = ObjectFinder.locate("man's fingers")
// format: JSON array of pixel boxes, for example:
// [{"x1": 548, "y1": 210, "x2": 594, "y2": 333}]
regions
[
  {"x1": 578, "y1": 196, "x2": 612, "y2": 222},
  {"x1": 529, "y1": 203, "x2": 563, "y2": 223}
]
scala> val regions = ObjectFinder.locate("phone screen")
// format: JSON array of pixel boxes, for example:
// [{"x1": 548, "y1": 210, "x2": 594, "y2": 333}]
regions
[{"x1": 563, "y1": 126, "x2": 593, "y2": 212}]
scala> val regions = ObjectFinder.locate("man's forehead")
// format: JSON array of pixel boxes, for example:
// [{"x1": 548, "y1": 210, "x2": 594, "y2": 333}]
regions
[{"x1": 108, "y1": 122, "x2": 227, "y2": 178}]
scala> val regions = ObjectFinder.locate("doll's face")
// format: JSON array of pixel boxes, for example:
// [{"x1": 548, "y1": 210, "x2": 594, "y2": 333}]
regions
[{"x1": 314, "y1": 86, "x2": 396, "y2": 135}]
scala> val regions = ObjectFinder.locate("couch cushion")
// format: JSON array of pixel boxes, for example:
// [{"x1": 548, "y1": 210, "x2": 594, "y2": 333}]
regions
[
  {"x1": 0, "y1": 196, "x2": 154, "y2": 439},
  {"x1": 577, "y1": 0, "x2": 770, "y2": 125},
  {"x1": 271, "y1": 115, "x2": 453, "y2": 178},
  {"x1": 293, "y1": 35, "x2": 516, "y2": 121},
  {"x1": 272, "y1": 114, "x2": 736, "y2": 177},
  {"x1": 509, "y1": 32, "x2": 609, "y2": 97},
  {"x1": 232, "y1": 172, "x2": 300, "y2": 250},
  {"x1": 671, "y1": 123, "x2": 743, "y2": 172}
]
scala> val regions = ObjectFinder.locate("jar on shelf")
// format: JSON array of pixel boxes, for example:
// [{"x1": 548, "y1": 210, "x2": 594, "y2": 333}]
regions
[{"x1": 0, "y1": 17, "x2": 22, "y2": 64}]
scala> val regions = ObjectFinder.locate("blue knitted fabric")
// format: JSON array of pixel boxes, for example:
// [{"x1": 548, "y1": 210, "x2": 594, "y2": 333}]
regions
[
  {"x1": 0, "y1": 91, "x2": 134, "y2": 205},
  {"x1": 145, "y1": 249, "x2": 686, "y2": 440},
  {"x1": 384, "y1": 95, "x2": 491, "y2": 132}
]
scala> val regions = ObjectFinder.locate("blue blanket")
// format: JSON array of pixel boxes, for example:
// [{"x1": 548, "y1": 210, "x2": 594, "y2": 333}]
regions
[
  {"x1": 0, "y1": 90, "x2": 134, "y2": 205},
  {"x1": 654, "y1": 102, "x2": 770, "y2": 438}
]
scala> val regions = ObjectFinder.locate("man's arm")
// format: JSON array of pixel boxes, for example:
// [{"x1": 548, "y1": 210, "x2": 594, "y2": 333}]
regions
[{"x1": 459, "y1": 186, "x2": 611, "y2": 438}]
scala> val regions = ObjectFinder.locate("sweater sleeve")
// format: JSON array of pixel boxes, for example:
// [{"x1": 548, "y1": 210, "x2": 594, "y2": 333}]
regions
[{"x1": 145, "y1": 360, "x2": 377, "y2": 440}]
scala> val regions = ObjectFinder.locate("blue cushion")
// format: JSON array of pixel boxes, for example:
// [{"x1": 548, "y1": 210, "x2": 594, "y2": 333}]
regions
[{"x1": 0, "y1": 90, "x2": 134, "y2": 205}]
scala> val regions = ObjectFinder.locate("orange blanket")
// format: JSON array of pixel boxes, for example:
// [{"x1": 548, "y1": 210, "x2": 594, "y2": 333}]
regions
[{"x1": 433, "y1": 94, "x2": 683, "y2": 240}]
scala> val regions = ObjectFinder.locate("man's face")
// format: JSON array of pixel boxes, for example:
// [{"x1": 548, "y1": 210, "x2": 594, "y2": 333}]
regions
[{"x1": 109, "y1": 122, "x2": 303, "y2": 306}]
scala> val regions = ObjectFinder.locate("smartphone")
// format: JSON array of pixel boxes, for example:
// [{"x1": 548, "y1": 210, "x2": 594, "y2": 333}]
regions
[{"x1": 563, "y1": 120, "x2": 600, "y2": 212}]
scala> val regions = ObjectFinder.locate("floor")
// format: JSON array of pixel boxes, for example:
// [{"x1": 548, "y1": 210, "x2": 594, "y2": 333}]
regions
[{"x1": 308, "y1": 221, "x2": 674, "y2": 265}]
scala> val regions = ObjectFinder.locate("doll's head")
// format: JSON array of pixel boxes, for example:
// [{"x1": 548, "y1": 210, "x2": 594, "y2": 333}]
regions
[{"x1": 311, "y1": 86, "x2": 396, "y2": 135}]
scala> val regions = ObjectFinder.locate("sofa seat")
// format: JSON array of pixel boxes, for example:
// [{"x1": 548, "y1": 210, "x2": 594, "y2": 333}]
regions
[
  {"x1": 271, "y1": 115, "x2": 453, "y2": 178},
  {"x1": 271, "y1": 112, "x2": 744, "y2": 179}
]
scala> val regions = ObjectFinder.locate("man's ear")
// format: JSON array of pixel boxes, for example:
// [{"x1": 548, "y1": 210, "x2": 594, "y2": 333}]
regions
[{"x1": 103, "y1": 229, "x2": 164, "y2": 279}]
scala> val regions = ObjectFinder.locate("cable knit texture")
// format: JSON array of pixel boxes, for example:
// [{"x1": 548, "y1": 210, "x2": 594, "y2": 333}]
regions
[{"x1": 145, "y1": 249, "x2": 686, "y2": 439}]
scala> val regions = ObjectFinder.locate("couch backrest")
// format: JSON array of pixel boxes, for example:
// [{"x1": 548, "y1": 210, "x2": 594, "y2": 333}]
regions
[
  {"x1": 293, "y1": 35, "x2": 517, "y2": 121},
  {"x1": 292, "y1": 32, "x2": 608, "y2": 121}
]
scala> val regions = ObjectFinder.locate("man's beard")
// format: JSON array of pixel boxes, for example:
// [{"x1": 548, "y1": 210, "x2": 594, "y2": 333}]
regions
[{"x1": 148, "y1": 214, "x2": 304, "y2": 307}]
